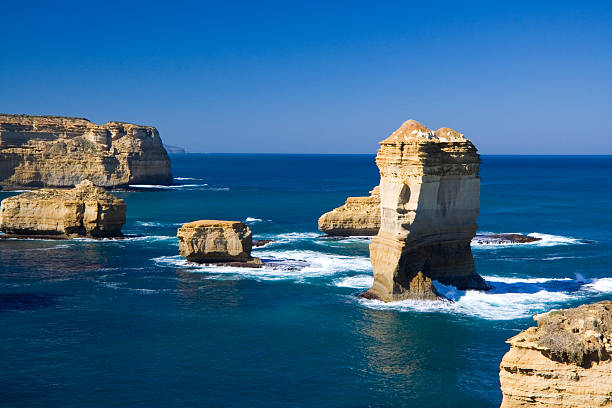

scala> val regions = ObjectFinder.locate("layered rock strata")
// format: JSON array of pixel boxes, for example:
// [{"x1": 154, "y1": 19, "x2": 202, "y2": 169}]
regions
[
  {"x1": 0, "y1": 180, "x2": 126, "y2": 238},
  {"x1": 499, "y1": 301, "x2": 612, "y2": 407},
  {"x1": 365, "y1": 120, "x2": 489, "y2": 301},
  {"x1": 177, "y1": 220, "x2": 263, "y2": 267},
  {"x1": 318, "y1": 186, "x2": 381, "y2": 236},
  {"x1": 0, "y1": 114, "x2": 172, "y2": 188}
]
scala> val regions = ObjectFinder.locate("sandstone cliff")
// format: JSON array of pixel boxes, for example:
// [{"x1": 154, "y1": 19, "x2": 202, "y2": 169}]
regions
[
  {"x1": 177, "y1": 220, "x2": 263, "y2": 266},
  {"x1": 0, "y1": 180, "x2": 125, "y2": 238},
  {"x1": 365, "y1": 120, "x2": 489, "y2": 301},
  {"x1": 499, "y1": 301, "x2": 612, "y2": 407},
  {"x1": 0, "y1": 114, "x2": 172, "y2": 188},
  {"x1": 318, "y1": 186, "x2": 381, "y2": 236}
]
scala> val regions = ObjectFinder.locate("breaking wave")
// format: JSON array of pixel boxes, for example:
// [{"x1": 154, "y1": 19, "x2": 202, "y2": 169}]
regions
[{"x1": 136, "y1": 221, "x2": 184, "y2": 227}]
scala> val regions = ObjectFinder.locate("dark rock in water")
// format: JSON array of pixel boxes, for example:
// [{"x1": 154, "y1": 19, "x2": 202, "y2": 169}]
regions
[
  {"x1": 473, "y1": 233, "x2": 541, "y2": 245},
  {"x1": 252, "y1": 239, "x2": 273, "y2": 247}
]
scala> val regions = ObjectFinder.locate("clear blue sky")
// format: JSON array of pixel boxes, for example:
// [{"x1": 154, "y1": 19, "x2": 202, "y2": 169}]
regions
[{"x1": 1, "y1": 1, "x2": 611, "y2": 154}]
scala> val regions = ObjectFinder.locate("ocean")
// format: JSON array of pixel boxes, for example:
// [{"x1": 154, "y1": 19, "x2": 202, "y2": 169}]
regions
[{"x1": 1, "y1": 154, "x2": 611, "y2": 407}]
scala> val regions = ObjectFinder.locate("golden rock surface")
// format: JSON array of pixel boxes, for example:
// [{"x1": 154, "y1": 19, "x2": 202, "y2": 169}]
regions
[
  {"x1": 318, "y1": 186, "x2": 381, "y2": 236},
  {"x1": 177, "y1": 220, "x2": 262, "y2": 266},
  {"x1": 365, "y1": 120, "x2": 488, "y2": 301},
  {"x1": 0, "y1": 114, "x2": 172, "y2": 188},
  {"x1": 0, "y1": 180, "x2": 125, "y2": 238},
  {"x1": 500, "y1": 301, "x2": 612, "y2": 407}
]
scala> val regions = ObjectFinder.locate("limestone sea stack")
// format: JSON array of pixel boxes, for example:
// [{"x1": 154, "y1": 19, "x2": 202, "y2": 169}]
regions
[
  {"x1": 177, "y1": 221, "x2": 263, "y2": 267},
  {"x1": 0, "y1": 114, "x2": 172, "y2": 188},
  {"x1": 318, "y1": 186, "x2": 381, "y2": 236},
  {"x1": 499, "y1": 301, "x2": 612, "y2": 408},
  {"x1": 0, "y1": 180, "x2": 125, "y2": 238},
  {"x1": 365, "y1": 120, "x2": 489, "y2": 301}
]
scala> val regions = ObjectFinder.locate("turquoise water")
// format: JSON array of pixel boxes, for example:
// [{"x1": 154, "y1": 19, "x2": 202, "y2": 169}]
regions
[{"x1": 2, "y1": 155, "x2": 611, "y2": 407}]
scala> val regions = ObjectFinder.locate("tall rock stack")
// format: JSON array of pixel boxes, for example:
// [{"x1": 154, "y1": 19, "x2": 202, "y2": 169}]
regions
[
  {"x1": 365, "y1": 120, "x2": 488, "y2": 301},
  {"x1": 0, "y1": 114, "x2": 172, "y2": 188}
]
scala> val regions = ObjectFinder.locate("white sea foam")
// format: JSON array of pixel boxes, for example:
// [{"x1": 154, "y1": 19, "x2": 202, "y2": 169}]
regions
[
  {"x1": 136, "y1": 221, "x2": 184, "y2": 227},
  {"x1": 245, "y1": 217, "x2": 263, "y2": 223},
  {"x1": 256, "y1": 232, "x2": 321, "y2": 244},
  {"x1": 173, "y1": 177, "x2": 203, "y2": 181},
  {"x1": 73, "y1": 235, "x2": 178, "y2": 244},
  {"x1": 333, "y1": 275, "x2": 374, "y2": 288},
  {"x1": 153, "y1": 249, "x2": 372, "y2": 282},
  {"x1": 584, "y1": 278, "x2": 612, "y2": 293},
  {"x1": 129, "y1": 184, "x2": 207, "y2": 189},
  {"x1": 359, "y1": 287, "x2": 577, "y2": 320},
  {"x1": 483, "y1": 276, "x2": 573, "y2": 284}
]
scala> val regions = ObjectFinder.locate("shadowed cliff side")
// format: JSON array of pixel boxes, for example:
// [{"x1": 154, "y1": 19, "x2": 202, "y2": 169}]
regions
[
  {"x1": 364, "y1": 120, "x2": 489, "y2": 302},
  {"x1": 0, "y1": 114, "x2": 172, "y2": 188}
]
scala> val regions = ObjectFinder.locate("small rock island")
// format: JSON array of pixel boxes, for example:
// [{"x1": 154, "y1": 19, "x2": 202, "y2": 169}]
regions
[
  {"x1": 177, "y1": 220, "x2": 263, "y2": 267},
  {"x1": 499, "y1": 301, "x2": 612, "y2": 408},
  {"x1": 0, "y1": 180, "x2": 126, "y2": 238},
  {"x1": 365, "y1": 120, "x2": 489, "y2": 301},
  {"x1": 0, "y1": 114, "x2": 172, "y2": 188},
  {"x1": 318, "y1": 186, "x2": 381, "y2": 236}
]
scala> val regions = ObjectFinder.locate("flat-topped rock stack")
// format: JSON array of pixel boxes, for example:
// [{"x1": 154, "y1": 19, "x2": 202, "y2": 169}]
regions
[
  {"x1": 364, "y1": 120, "x2": 489, "y2": 301},
  {"x1": 0, "y1": 180, "x2": 126, "y2": 238},
  {"x1": 177, "y1": 220, "x2": 263, "y2": 267},
  {"x1": 318, "y1": 186, "x2": 381, "y2": 236},
  {"x1": 0, "y1": 114, "x2": 172, "y2": 188},
  {"x1": 499, "y1": 301, "x2": 612, "y2": 408}
]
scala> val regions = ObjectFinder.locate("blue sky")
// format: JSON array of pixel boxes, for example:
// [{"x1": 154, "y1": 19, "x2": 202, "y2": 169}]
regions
[{"x1": 1, "y1": 1, "x2": 611, "y2": 154}]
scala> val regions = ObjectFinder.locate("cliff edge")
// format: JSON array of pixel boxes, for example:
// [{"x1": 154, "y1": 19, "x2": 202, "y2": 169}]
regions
[
  {"x1": 500, "y1": 301, "x2": 612, "y2": 407},
  {"x1": 0, "y1": 114, "x2": 172, "y2": 187}
]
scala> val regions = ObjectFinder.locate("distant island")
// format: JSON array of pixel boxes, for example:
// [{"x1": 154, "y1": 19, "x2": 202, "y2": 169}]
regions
[{"x1": 164, "y1": 144, "x2": 186, "y2": 154}]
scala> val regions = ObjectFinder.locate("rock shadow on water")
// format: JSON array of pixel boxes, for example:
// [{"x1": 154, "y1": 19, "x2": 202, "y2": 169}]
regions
[{"x1": 0, "y1": 292, "x2": 58, "y2": 312}]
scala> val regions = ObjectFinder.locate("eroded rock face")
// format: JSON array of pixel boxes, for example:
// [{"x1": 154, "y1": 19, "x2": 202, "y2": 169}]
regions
[
  {"x1": 499, "y1": 301, "x2": 612, "y2": 407},
  {"x1": 0, "y1": 180, "x2": 125, "y2": 238},
  {"x1": 318, "y1": 186, "x2": 381, "y2": 236},
  {"x1": 177, "y1": 220, "x2": 263, "y2": 266},
  {"x1": 365, "y1": 120, "x2": 489, "y2": 301},
  {"x1": 0, "y1": 114, "x2": 172, "y2": 188}
]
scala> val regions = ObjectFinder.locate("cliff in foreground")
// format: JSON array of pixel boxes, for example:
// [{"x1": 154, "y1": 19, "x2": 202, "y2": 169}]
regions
[
  {"x1": 0, "y1": 114, "x2": 172, "y2": 188},
  {"x1": 500, "y1": 301, "x2": 612, "y2": 407}
]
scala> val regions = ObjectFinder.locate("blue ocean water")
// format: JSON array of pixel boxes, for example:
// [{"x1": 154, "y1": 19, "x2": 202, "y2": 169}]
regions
[{"x1": 1, "y1": 154, "x2": 611, "y2": 408}]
